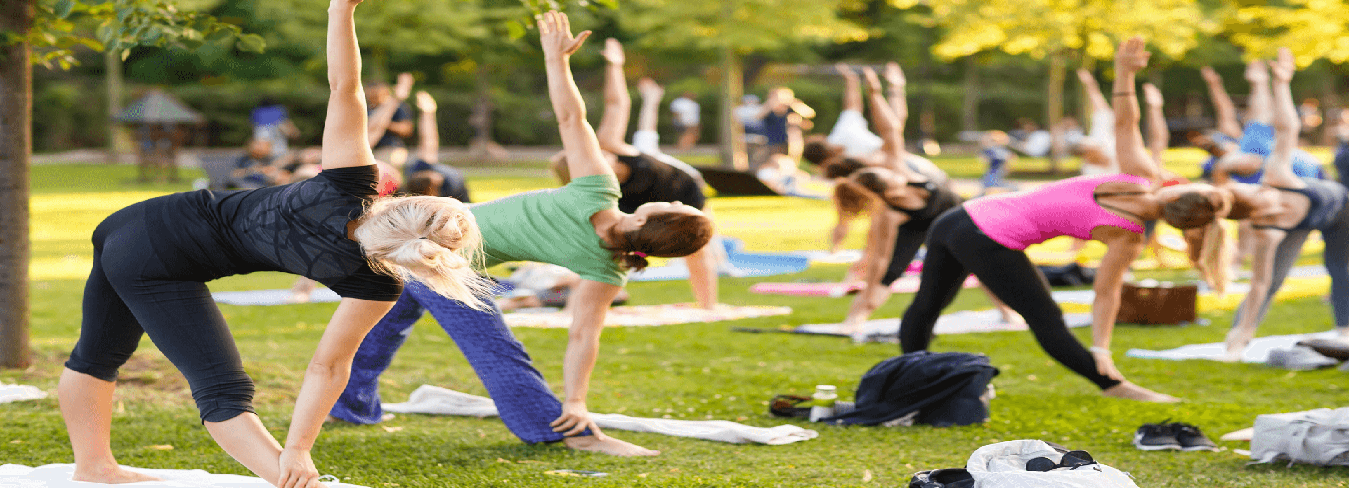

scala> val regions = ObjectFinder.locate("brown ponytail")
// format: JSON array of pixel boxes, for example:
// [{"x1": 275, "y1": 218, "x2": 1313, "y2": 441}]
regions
[{"x1": 608, "y1": 211, "x2": 714, "y2": 271}]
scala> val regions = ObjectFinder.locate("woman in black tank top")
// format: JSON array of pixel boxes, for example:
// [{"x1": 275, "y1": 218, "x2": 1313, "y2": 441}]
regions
[
  {"x1": 1211, "y1": 49, "x2": 1349, "y2": 358},
  {"x1": 58, "y1": 3, "x2": 487, "y2": 485}
]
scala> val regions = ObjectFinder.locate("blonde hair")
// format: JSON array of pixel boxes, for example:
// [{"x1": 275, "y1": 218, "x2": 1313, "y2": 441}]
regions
[
  {"x1": 1194, "y1": 219, "x2": 1232, "y2": 295},
  {"x1": 353, "y1": 195, "x2": 492, "y2": 310}
]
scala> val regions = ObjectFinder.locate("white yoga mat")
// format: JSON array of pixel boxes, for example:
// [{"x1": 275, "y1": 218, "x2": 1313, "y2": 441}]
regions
[
  {"x1": 211, "y1": 288, "x2": 340, "y2": 306},
  {"x1": 1125, "y1": 331, "x2": 1343, "y2": 363},
  {"x1": 0, "y1": 464, "x2": 367, "y2": 488},
  {"x1": 504, "y1": 304, "x2": 793, "y2": 328},
  {"x1": 797, "y1": 310, "x2": 1094, "y2": 343},
  {"x1": 0, "y1": 384, "x2": 47, "y2": 404},
  {"x1": 382, "y1": 385, "x2": 817, "y2": 446}
]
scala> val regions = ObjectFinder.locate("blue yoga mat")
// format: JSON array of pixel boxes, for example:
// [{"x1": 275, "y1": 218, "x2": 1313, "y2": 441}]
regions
[{"x1": 629, "y1": 238, "x2": 810, "y2": 282}]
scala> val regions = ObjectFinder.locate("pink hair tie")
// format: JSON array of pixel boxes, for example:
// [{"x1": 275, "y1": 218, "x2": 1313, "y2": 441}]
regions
[{"x1": 633, "y1": 251, "x2": 648, "y2": 258}]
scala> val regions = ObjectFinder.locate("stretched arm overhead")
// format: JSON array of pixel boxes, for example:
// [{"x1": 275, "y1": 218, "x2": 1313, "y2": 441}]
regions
[
  {"x1": 1265, "y1": 47, "x2": 1303, "y2": 189},
  {"x1": 885, "y1": 62, "x2": 908, "y2": 133},
  {"x1": 1142, "y1": 83, "x2": 1169, "y2": 164},
  {"x1": 862, "y1": 66, "x2": 916, "y2": 178},
  {"x1": 321, "y1": 0, "x2": 375, "y2": 170},
  {"x1": 837, "y1": 63, "x2": 863, "y2": 113},
  {"x1": 538, "y1": 11, "x2": 609, "y2": 180},
  {"x1": 596, "y1": 38, "x2": 638, "y2": 156},
  {"x1": 636, "y1": 78, "x2": 664, "y2": 134},
  {"x1": 367, "y1": 73, "x2": 414, "y2": 148},
  {"x1": 1111, "y1": 37, "x2": 1159, "y2": 182},
  {"x1": 1245, "y1": 60, "x2": 1273, "y2": 126},
  {"x1": 1202, "y1": 67, "x2": 1243, "y2": 139},
  {"x1": 414, "y1": 91, "x2": 440, "y2": 164},
  {"x1": 1078, "y1": 68, "x2": 1111, "y2": 114}
]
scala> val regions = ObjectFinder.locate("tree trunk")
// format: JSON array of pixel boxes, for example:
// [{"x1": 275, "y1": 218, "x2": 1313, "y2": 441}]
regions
[
  {"x1": 467, "y1": 63, "x2": 506, "y2": 161},
  {"x1": 719, "y1": 45, "x2": 747, "y2": 171},
  {"x1": 106, "y1": 48, "x2": 124, "y2": 164},
  {"x1": 0, "y1": 0, "x2": 34, "y2": 369},
  {"x1": 1046, "y1": 52, "x2": 1067, "y2": 175},
  {"x1": 961, "y1": 56, "x2": 978, "y2": 133},
  {"x1": 1321, "y1": 72, "x2": 1340, "y2": 147}
]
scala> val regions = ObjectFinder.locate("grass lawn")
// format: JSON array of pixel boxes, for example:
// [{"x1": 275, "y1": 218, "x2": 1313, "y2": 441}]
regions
[{"x1": 3, "y1": 158, "x2": 1348, "y2": 487}]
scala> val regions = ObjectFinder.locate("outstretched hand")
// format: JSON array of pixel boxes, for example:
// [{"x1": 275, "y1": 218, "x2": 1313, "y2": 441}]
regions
[
  {"x1": 538, "y1": 11, "x2": 591, "y2": 60},
  {"x1": 1269, "y1": 47, "x2": 1295, "y2": 83},
  {"x1": 885, "y1": 62, "x2": 906, "y2": 87},
  {"x1": 860, "y1": 66, "x2": 883, "y2": 93},
  {"x1": 602, "y1": 38, "x2": 624, "y2": 65},
  {"x1": 551, "y1": 401, "x2": 607, "y2": 439},
  {"x1": 835, "y1": 63, "x2": 857, "y2": 80},
  {"x1": 1075, "y1": 68, "x2": 1096, "y2": 85},
  {"x1": 637, "y1": 77, "x2": 663, "y2": 99},
  {"x1": 1244, "y1": 59, "x2": 1269, "y2": 84},
  {"x1": 414, "y1": 91, "x2": 436, "y2": 112},
  {"x1": 1200, "y1": 66, "x2": 1221, "y2": 85},
  {"x1": 1113, "y1": 37, "x2": 1150, "y2": 74},
  {"x1": 393, "y1": 72, "x2": 414, "y2": 101},
  {"x1": 1142, "y1": 83, "x2": 1163, "y2": 107}
]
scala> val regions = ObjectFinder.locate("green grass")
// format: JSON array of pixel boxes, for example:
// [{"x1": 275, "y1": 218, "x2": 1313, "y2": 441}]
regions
[{"x1": 5, "y1": 161, "x2": 1349, "y2": 487}]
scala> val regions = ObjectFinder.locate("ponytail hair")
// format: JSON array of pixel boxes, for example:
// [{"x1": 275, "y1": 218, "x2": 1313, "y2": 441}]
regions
[
  {"x1": 1195, "y1": 219, "x2": 1232, "y2": 295},
  {"x1": 354, "y1": 195, "x2": 493, "y2": 310},
  {"x1": 608, "y1": 211, "x2": 714, "y2": 272}
]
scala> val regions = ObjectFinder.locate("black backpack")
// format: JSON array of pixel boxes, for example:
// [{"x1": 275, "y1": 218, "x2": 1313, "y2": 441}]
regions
[{"x1": 824, "y1": 351, "x2": 999, "y2": 427}]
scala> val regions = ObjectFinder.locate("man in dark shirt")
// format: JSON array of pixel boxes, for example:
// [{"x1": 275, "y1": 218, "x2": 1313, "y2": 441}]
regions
[
  {"x1": 230, "y1": 138, "x2": 279, "y2": 189},
  {"x1": 367, "y1": 72, "x2": 416, "y2": 166}
]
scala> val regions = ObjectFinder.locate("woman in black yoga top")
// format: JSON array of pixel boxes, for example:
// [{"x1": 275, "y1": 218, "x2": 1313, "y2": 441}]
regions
[
  {"x1": 1210, "y1": 48, "x2": 1349, "y2": 358},
  {"x1": 58, "y1": 2, "x2": 485, "y2": 486}
]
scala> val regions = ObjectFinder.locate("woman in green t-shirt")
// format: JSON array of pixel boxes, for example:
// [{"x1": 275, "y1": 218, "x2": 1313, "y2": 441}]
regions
[{"x1": 332, "y1": 11, "x2": 714, "y2": 457}]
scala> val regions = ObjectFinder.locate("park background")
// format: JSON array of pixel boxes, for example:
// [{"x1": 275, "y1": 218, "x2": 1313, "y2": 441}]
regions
[{"x1": 4, "y1": 0, "x2": 1349, "y2": 487}]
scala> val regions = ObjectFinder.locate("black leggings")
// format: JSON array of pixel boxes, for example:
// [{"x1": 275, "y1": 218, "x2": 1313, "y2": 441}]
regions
[
  {"x1": 899, "y1": 208, "x2": 1120, "y2": 390},
  {"x1": 880, "y1": 222, "x2": 930, "y2": 286},
  {"x1": 65, "y1": 203, "x2": 255, "y2": 423}
]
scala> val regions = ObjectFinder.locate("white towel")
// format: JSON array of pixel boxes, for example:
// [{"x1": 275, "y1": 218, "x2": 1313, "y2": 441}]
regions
[
  {"x1": 1126, "y1": 331, "x2": 1342, "y2": 363},
  {"x1": 0, "y1": 384, "x2": 47, "y2": 404},
  {"x1": 0, "y1": 464, "x2": 368, "y2": 488},
  {"x1": 381, "y1": 385, "x2": 817, "y2": 445},
  {"x1": 797, "y1": 310, "x2": 1092, "y2": 343}
]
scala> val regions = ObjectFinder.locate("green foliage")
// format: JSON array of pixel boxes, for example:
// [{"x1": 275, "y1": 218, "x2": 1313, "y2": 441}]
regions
[
  {"x1": 619, "y1": 0, "x2": 868, "y2": 54},
  {"x1": 19, "y1": 0, "x2": 265, "y2": 70},
  {"x1": 1230, "y1": 0, "x2": 1349, "y2": 66}
]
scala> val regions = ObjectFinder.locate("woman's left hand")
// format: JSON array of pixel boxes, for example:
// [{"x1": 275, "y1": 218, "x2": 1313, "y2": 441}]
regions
[
  {"x1": 1091, "y1": 350, "x2": 1125, "y2": 382},
  {"x1": 277, "y1": 447, "x2": 323, "y2": 488},
  {"x1": 550, "y1": 401, "x2": 607, "y2": 439}
]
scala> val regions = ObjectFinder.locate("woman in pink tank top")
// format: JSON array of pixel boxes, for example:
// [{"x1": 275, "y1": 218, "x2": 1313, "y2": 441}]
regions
[{"x1": 899, "y1": 38, "x2": 1230, "y2": 403}]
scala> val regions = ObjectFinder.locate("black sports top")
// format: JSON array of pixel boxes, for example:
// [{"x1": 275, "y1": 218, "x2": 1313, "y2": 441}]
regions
[
  {"x1": 145, "y1": 165, "x2": 403, "y2": 301},
  {"x1": 1254, "y1": 177, "x2": 1349, "y2": 231},
  {"x1": 889, "y1": 162, "x2": 963, "y2": 230},
  {"x1": 617, "y1": 152, "x2": 707, "y2": 213}
]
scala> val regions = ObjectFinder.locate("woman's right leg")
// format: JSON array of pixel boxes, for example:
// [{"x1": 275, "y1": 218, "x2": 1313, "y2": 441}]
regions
[
  {"x1": 899, "y1": 212, "x2": 975, "y2": 352},
  {"x1": 329, "y1": 290, "x2": 427, "y2": 424}
]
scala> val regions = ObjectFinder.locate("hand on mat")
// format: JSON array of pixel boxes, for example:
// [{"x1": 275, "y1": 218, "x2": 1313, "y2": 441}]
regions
[
  {"x1": 538, "y1": 11, "x2": 591, "y2": 59},
  {"x1": 552, "y1": 401, "x2": 606, "y2": 439},
  {"x1": 277, "y1": 447, "x2": 324, "y2": 488},
  {"x1": 1091, "y1": 350, "x2": 1125, "y2": 382}
]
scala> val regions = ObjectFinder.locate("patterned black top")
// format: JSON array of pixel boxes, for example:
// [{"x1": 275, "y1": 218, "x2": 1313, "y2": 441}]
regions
[
  {"x1": 145, "y1": 165, "x2": 403, "y2": 301},
  {"x1": 617, "y1": 152, "x2": 706, "y2": 213}
]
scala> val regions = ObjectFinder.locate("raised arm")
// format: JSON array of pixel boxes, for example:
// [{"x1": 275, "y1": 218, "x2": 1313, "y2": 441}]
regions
[
  {"x1": 885, "y1": 62, "x2": 908, "y2": 132},
  {"x1": 1245, "y1": 60, "x2": 1273, "y2": 126},
  {"x1": 837, "y1": 63, "x2": 862, "y2": 113},
  {"x1": 321, "y1": 0, "x2": 375, "y2": 170},
  {"x1": 414, "y1": 91, "x2": 439, "y2": 164},
  {"x1": 1142, "y1": 83, "x2": 1169, "y2": 164},
  {"x1": 862, "y1": 67, "x2": 916, "y2": 178},
  {"x1": 1202, "y1": 67, "x2": 1243, "y2": 139},
  {"x1": 1265, "y1": 47, "x2": 1303, "y2": 189},
  {"x1": 1078, "y1": 68, "x2": 1111, "y2": 115},
  {"x1": 1111, "y1": 37, "x2": 1158, "y2": 181},
  {"x1": 636, "y1": 77, "x2": 664, "y2": 134},
  {"x1": 596, "y1": 38, "x2": 638, "y2": 156},
  {"x1": 538, "y1": 11, "x2": 609, "y2": 180},
  {"x1": 367, "y1": 73, "x2": 414, "y2": 148}
]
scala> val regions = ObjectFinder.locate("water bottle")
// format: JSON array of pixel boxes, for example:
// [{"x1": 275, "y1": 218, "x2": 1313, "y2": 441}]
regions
[{"x1": 808, "y1": 385, "x2": 837, "y2": 422}]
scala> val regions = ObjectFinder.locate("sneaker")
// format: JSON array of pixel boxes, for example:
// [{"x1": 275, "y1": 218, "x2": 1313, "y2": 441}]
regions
[
  {"x1": 1133, "y1": 422, "x2": 1182, "y2": 450},
  {"x1": 1170, "y1": 422, "x2": 1218, "y2": 451}
]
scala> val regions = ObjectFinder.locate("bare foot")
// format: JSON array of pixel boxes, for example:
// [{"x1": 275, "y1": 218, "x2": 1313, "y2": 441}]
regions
[
  {"x1": 1101, "y1": 382, "x2": 1181, "y2": 403},
  {"x1": 1220, "y1": 427, "x2": 1254, "y2": 442},
  {"x1": 998, "y1": 309, "x2": 1025, "y2": 325},
  {"x1": 563, "y1": 435, "x2": 660, "y2": 456},
  {"x1": 72, "y1": 465, "x2": 163, "y2": 484}
]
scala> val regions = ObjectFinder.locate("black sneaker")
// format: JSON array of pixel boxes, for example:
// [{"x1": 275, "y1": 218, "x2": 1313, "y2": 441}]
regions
[
  {"x1": 1170, "y1": 422, "x2": 1218, "y2": 451},
  {"x1": 1133, "y1": 422, "x2": 1182, "y2": 450}
]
